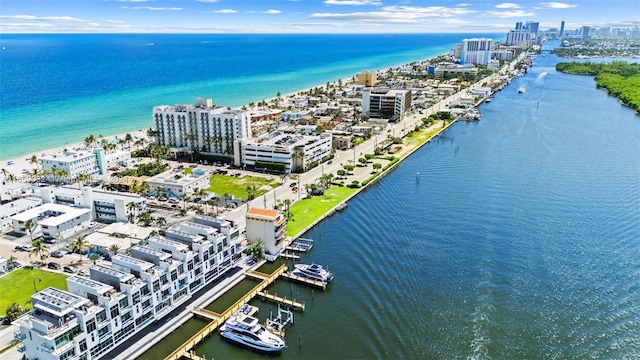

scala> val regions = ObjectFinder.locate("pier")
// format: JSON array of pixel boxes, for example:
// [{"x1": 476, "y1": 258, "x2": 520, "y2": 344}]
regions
[
  {"x1": 286, "y1": 237, "x2": 314, "y2": 252},
  {"x1": 164, "y1": 264, "x2": 287, "y2": 360},
  {"x1": 257, "y1": 290, "x2": 305, "y2": 311},
  {"x1": 281, "y1": 271, "x2": 328, "y2": 290}
]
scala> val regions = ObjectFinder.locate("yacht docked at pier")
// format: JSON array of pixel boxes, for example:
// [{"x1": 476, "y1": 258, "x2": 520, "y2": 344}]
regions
[
  {"x1": 220, "y1": 312, "x2": 286, "y2": 352},
  {"x1": 291, "y1": 263, "x2": 334, "y2": 284}
]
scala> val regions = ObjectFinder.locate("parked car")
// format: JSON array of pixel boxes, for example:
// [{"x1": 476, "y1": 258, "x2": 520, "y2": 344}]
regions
[
  {"x1": 51, "y1": 250, "x2": 64, "y2": 258},
  {"x1": 63, "y1": 265, "x2": 78, "y2": 274},
  {"x1": 78, "y1": 270, "x2": 90, "y2": 277},
  {"x1": 289, "y1": 182, "x2": 297, "y2": 187},
  {"x1": 14, "y1": 245, "x2": 26, "y2": 252},
  {"x1": 44, "y1": 238, "x2": 57, "y2": 244},
  {"x1": 47, "y1": 262, "x2": 61, "y2": 270},
  {"x1": 22, "y1": 245, "x2": 34, "y2": 252}
]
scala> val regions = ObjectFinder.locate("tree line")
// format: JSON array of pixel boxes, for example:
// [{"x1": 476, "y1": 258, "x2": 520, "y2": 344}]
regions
[{"x1": 556, "y1": 61, "x2": 640, "y2": 113}]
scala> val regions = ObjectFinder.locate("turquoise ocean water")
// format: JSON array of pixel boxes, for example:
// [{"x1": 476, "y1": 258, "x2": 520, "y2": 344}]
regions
[{"x1": 0, "y1": 33, "x2": 493, "y2": 160}]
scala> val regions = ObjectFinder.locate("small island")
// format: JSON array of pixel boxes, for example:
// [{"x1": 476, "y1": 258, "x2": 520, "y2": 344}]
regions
[{"x1": 556, "y1": 61, "x2": 640, "y2": 113}]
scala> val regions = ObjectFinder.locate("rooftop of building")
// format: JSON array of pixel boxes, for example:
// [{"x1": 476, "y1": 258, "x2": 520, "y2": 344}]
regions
[
  {"x1": 246, "y1": 207, "x2": 279, "y2": 219},
  {"x1": 145, "y1": 170, "x2": 209, "y2": 186},
  {"x1": 247, "y1": 131, "x2": 330, "y2": 149},
  {"x1": 52, "y1": 186, "x2": 145, "y2": 202},
  {"x1": 0, "y1": 197, "x2": 43, "y2": 219},
  {"x1": 12, "y1": 203, "x2": 91, "y2": 225},
  {"x1": 39, "y1": 150, "x2": 97, "y2": 163},
  {"x1": 32, "y1": 287, "x2": 89, "y2": 317}
]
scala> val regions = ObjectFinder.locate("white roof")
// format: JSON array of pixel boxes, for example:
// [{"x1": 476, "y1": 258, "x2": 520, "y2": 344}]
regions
[{"x1": 12, "y1": 203, "x2": 90, "y2": 226}]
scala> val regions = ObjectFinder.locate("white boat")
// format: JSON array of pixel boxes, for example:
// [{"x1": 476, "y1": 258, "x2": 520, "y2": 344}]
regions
[
  {"x1": 518, "y1": 86, "x2": 526, "y2": 93},
  {"x1": 291, "y1": 263, "x2": 334, "y2": 283},
  {"x1": 220, "y1": 312, "x2": 285, "y2": 352}
]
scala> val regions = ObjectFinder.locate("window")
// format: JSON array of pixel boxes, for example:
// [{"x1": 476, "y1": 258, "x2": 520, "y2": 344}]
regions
[
  {"x1": 110, "y1": 305, "x2": 119, "y2": 319},
  {"x1": 86, "y1": 319, "x2": 96, "y2": 333},
  {"x1": 119, "y1": 297, "x2": 129, "y2": 309},
  {"x1": 96, "y1": 310, "x2": 107, "y2": 323}
]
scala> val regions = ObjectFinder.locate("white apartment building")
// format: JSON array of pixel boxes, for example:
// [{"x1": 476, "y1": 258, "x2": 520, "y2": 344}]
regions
[
  {"x1": 153, "y1": 98, "x2": 252, "y2": 166},
  {"x1": 144, "y1": 170, "x2": 210, "y2": 198},
  {"x1": 15, "y1": 214, "x2": 244, "y2": 360},
  {"x1": 41, "y1": 186, "x2": 146, "y2": 224},
  {"x1": 241, "y1": 133, "x2": 332, "y2": 173},
  {"x1": 505, "y1": 30, "x2": 533, "y2": 47},
  {"x1": 39, "y1": 149, "x2": 131, "y2": 181},
  {"x1": 0, "y1": 197, "x2": 42, "y2": 233},
  {"x1": 245, "y1": 208, "x2": 287, "y2": 261},
  {"x1": 361, "y1": 88, "x2": 412, "y2": 120},
  {"x1": 11, "y1": 203, "x2": 92, "y2": 239},
  {"x1": 460, "y1": 38, "x2": 494, "y2": 65}
]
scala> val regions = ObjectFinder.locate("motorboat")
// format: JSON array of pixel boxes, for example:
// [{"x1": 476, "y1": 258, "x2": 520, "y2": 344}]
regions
[
  {"x1": 518, "y1": 86, "x2": 526, "y2": 93},
  {"x1": 291, "y1": 263, "x2": 334, "y2": 283},
  {"x1": 220, "y1": 312, "x2": 285, "y2": 352}
]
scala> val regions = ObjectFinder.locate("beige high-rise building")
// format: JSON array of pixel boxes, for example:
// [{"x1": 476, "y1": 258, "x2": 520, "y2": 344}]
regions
[{"x1": 356, "y1": 70, "x2": 378, "y2": 86}]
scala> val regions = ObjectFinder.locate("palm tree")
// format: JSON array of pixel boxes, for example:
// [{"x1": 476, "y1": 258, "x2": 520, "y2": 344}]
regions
[
  {"x1": 76, "y1": 173, "x2": 93, "y2": 188},
  {"x1": 29, "y1": 155, "x2": 39, "y2": 168},
  {"x1": 69, "y1": 235, "x2": 90, "y2": 262},
  {"x1": 89, "y1": 253, "x2": 101, "y2": 265},
  {"x1": 31, "y1": 238, "x2": 50, "y2": 264},
  {"x1": 209, "y1": 197, "x2": 220, "y2": 216},
  {"x1": 124, "y1": 133, "x2": 133, "y2": 149},
  {"x1": 108, "y1": 244, "x2": 120, "y2": 255},
  {"x1": 20, "y1": 219, "x2": 37, "y2": 242},
  {"x1": 137, "y1": 182, "x2": 150, "y2": 196},
  {"x1": 155, "y1": 217, "x2": 167, "y2": 228},
  {"x1": 84, "y1": 134, "x2": 95, "y2": 149},
  {"x1": 180, "y1": 193, "x2": 188, "y2": 210}
]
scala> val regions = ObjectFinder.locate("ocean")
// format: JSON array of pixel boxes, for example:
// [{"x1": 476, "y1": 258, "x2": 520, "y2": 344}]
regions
[{"x1": 0, "y1": 33, "x2": 494, "y2": 160}]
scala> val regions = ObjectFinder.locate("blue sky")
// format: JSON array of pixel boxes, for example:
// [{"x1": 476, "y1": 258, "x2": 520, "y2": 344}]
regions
[{"x1": 0, "y1": 0, "x2": 636, "y2": 33}]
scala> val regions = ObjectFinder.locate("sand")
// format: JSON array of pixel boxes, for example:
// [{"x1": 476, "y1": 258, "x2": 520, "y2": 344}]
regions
[{"x1": 1, "y1": 130, "x2": 149, "y2": 183}]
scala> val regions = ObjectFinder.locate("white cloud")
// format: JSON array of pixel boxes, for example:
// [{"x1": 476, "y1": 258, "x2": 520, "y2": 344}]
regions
[
  {"x1": 116, "y1": 0, "x2": 149, "y2": 2},
  {"x1": 197, "y1": 0, "x2": 221, "y2": 2},
  {"x1": 105, "y1": 20, "x2": 126, "y2": 23},
  {"x1": 121, "y1": 6, "x2": 182, "y2": 10},
  {"x1": 263, "y1": 9, "x2": 282, "y2": 14},
  {"x1": 539, "y1": 2, "x2": 577, "y2": 9},
  {"x1": 457, "y1": 3, "x2": 472, "y2": 7},
  {"x1": 212, "y1": 9, "x2": 237, "y2": 14},
  {"x1": 495, "y1": 3, "x2": 521, "y2": 9},
  {"x1": 0, "y1": 15, "x2": 86, "y2": 22},
  {"x1": 310, "y1": 5, "x2": 475, "y2": 24},
  {"x1": 324, "y1": 0, "x2": 383, "y2": 5},
  {"x1": 479, "y1": 9, "x2": 535, "y2": 18}
]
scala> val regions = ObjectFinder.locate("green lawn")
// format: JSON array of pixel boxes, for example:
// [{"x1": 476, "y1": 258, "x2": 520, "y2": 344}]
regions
[
  {"x1": 207, "y1": 174, "x2": 280, "y2": 201},
  {"x1": 286, "y1": 186, "x2": 357, "y2": 237},
  {"x1": 0, "y1": 268, "x2": 68, "y2": 316}
]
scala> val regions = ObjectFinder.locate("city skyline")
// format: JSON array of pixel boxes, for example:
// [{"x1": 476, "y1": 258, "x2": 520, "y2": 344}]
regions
[{"x1": 0, "y1": 0, "x2": 636, "y2": 34}]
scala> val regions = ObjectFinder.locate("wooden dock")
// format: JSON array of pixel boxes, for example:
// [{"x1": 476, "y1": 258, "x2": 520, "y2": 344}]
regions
[
  {"x1": 192, "y1": 308, "x2": 221, "y2": 321},
  {"x1": 164, "y1": 264, "x2": 288, "y2": 360},
  {"x1": 281, "y1": 272, "x2": 328, "y2": 290},
  {"x1": 257, "y1": 291, "x2": 305, "y2": 311}
]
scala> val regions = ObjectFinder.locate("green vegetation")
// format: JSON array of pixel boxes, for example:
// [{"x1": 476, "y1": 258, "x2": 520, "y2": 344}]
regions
[
  {"x1": 286, "y1": 187, "x2": 357, "y2": 237},
  {"x1": 556, "y1": 61, "x2": 640, "y2": 112},
  {"x1": 207, "y1": 174, "x2": 280, "y2": 201},
  {"x1": 0, "y1": 268, "x2": 68, "y2": 317}
]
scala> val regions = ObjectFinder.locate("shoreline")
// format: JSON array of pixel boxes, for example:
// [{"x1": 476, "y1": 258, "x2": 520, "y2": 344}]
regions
[
  {"x1": 1, "y1": 130, "x2": 149, "y2": 183},
  {"x1": 0, "y1": 52, "x2": 451, "y2": 178}
]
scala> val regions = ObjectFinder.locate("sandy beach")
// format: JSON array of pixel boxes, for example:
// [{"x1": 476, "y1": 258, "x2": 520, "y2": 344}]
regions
[
  {"x1": 1, "y1": 129, "x2": 149, "y2": 183},
  {"x1": 0, "y1": 52, "x2": 444, "y2": 184}
]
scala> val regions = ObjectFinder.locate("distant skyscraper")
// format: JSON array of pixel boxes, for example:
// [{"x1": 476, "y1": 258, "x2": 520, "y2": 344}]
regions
[
  {"x1": 581, "y1": 26, "x2": 591, "y2": 37},
  {"x1": 525, "y1": 21, "x2": 539, "y2": 34},
  {"x1": 515, "y1": 22, "x2": 523, "y2": 30},
  {"x1": 560, "y1": 21, "x2": 565, "y2": 37}
]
